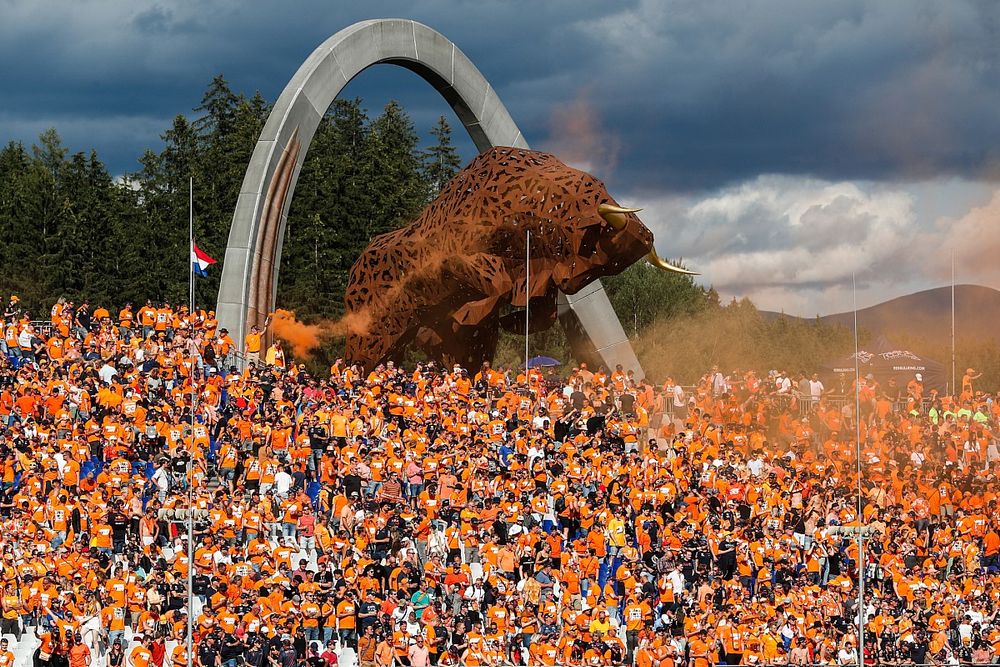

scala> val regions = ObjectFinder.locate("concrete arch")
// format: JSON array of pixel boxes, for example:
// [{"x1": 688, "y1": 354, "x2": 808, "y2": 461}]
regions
[{"x1": 216, "y1": 18, "x2": 643, "y2": 376}]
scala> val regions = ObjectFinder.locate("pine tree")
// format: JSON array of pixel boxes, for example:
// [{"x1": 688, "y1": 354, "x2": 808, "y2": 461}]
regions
[
  {"x1": 135, "y1": 114, "x2": 201, "y2": 303},
  {"x1": 0, "y1": 83, "x2": 453, "y2": 341},
  {"x1": 422, "y1": 115, "x2": 461, "y2": 196},
  {"x1": 193, "y1": 75, "x2": 239, "y2": 139},
  {"x1": 280, "y1": 99, "x2": 373, "y2": 319},
  {"x1": 361, "y1": 101, "x2": 429, "y2": 239},
  {"x1": 191, "y1": 78, "x2": 269, "y2": 306}
]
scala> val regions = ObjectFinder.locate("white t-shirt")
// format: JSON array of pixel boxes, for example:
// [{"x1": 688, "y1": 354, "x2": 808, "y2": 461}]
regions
[
  {"x1": 98, "y1": 363, "x2": 118, "y2": 385},
  {"x1": 274, "y1": 470, "x2": 292, "y2": 496},
  {"x1": 809, "y1": 380, "x2": 825, "y2": 399},
  {"x1": 837, "y1": 648, "x2": 858, "y2": 665},
  {"x1": 671, "y1": 385, "x2": 686, "y2": 407}
]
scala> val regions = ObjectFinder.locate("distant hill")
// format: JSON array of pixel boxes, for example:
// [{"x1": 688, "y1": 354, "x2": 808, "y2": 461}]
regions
[{"x1": 763, "y1": 284, "x2": 1000, "y2": 343}]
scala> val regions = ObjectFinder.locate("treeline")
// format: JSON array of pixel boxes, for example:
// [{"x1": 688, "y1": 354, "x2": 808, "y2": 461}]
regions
[
  {"x1": 634, "y1": 298, "x2": 857, "y2": 384},
  {"x1": 0, "y1": 73, "x2": 718, "y2": 367},
  {"x1": 3, "y1": 75, "x2": 992, "y2": 386},
  {"x1": 0, "y1": 75, "x2": 461, "y2": 320}
]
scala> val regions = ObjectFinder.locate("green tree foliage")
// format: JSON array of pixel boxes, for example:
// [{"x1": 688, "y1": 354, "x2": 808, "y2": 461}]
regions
[
  {"x1": 603, "y1": 261, "x2": 711, "y2": 337},
  {"x1": 279, "y1": 99, "x2": 433, "y2": 320},
  {"x1": 422, "y1": 116, "x2": 462, "y2": 196},
  {"x1": 0, "y1": 78, "x2": 444, "y2": 324},
  {"x1": 634, "y1": 298, "x2": 857, "y2": 383},
  {"x1": 2, "y1": 75, "x2": 998, "y2": 387}
]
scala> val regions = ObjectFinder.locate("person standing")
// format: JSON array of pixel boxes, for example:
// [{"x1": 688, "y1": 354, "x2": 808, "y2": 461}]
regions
[
  {"x1": 1, "y1": 583, "x2": 22, "y2": 638},
  {"x1": 127, "y1": 637, "x2": 152, "y2": 667},
  {"x1": 357, "y1": 627, "x2": 376, "y2": 667},
  {"x1": 68, "y1": 634, "x2": 92, "y2": 667},
  {"x1": 244, "y1": 315, "x2": 271, "y2": 366},
  {"x1": 265, "y1": 340, "x2": 286, "y2": 369},
  {"x1": 408, "y1": 636, "x2": 430, "y2": 667},
  {"x1": 374, "y1": 634, "x2": 394, "y2": 667}
]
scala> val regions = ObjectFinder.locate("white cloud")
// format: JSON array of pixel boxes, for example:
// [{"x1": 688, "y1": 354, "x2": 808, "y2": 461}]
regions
[
  {"x1": 627, "y1": 176, "x2": 1000, "y2": 314},
  {"x1": 916, "y1": 189, "x2": 1000, "y2": 285}
]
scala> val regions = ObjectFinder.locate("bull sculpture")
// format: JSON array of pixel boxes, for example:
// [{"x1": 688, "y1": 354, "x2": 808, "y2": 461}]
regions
[{"x1": 344, "y1": 147, "x2": 693, "y2": 370}]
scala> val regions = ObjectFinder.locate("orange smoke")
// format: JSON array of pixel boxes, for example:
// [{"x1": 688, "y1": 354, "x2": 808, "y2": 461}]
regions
[
  {"x1": 329, "y1": 309, "x2": 373, "y2": 337},
  {"x1": 269, "y1": 307, "x2": 376, "y2": 360},
  {"x1": 271, "y1": 309, "x2": 325, "y2": 358},
  {"x1": 544, "y1": 86, "x2": 621, "y2": 176}
]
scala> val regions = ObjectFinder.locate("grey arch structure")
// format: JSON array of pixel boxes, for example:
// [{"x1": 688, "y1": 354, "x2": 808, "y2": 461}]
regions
[{"x1": 217, "y1": 18, "x2": 644, "y2": 376}]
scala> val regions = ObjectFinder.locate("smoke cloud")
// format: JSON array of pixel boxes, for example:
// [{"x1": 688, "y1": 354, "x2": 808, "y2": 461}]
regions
[
  {"x1": 271, "y1": 309, "x2": 325, "y2": 358},
  {"x1": 269, "y1": 307, "x2": 375, "y2": 360},
  {"x1": 543, "y1": 87, "x2": 621, "y2": 176}
]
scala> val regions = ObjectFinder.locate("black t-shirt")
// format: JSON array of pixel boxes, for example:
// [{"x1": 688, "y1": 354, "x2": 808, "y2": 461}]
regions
[
  {"x1": 586, "y1": 414, "x2": 605, "y2": 436},
  {"x1": 221, "y1": 634, "x2": 244, "y2": 660},
  {"x1": 109, "y1": 512, "x2": 129, "y2": 538},
  {"x1": 570, "y1": 390, "x2": 586, "y2": 410},
  {"x1": 358, "y1": 601, "x2": 379, "y2": 628},
  {"x1": 168, "y1": 582, "x2": 186, "y2": 608},
  {"x1": 171, "y1": 456, "x2": 190, "y2": 475},
  {"x1": 449, "y1": 631, "x2": 467, "y2": 654},
  {"x1": 198, "y1": 644, "x2": 220, "y2": 667},
  {"x1": 736, "y1": 502, "x2": 752, "y2": 523},
  {"x1": 308, "y1": 425, "x2": 328, "y2": 449},
  {"x1": 343, "y1": 474, "x2": 362, "y2": 497},
  {"x1": 243, "y1": 637, "x2": 268, "y2": 667},
  {"x1": 314, "y1": 569, "x2": 335, "y2": 589}
]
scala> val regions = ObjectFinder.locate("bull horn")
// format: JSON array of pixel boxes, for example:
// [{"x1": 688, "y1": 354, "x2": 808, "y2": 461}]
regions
[
  {"x1": 599, "y1": 204, "x2": 642, "y2": 215},
  {"x1": 598, "y1": 203, "x2": 642, "y2": 230},
  {"x1": 646, "y1": 250, "x2": 700, "y2": 275}
]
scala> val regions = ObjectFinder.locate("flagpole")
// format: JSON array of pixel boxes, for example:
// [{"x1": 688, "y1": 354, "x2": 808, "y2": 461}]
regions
[
  {"x1": 951, "y1": 251, "x2": 956, "y2": 398},
  {"x1": 853, "y1": 272, "x2": 864, "y2": 667},
  {"x1": 524, "y1": 228, "x2": 530, "y2": 382},
  {"x1": 187, "y1": 176, "x2": 195, "y2": 667}
]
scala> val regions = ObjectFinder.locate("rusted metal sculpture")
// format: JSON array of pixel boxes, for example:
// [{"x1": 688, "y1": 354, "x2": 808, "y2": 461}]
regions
[{"x1": 344, "y1": 147, "x2": 694, "y2": 370}]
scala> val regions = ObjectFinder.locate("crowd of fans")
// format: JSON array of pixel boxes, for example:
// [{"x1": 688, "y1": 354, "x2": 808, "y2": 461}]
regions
[{"x1": 0, "y1": 295, "x2": 999, "y2": 667}]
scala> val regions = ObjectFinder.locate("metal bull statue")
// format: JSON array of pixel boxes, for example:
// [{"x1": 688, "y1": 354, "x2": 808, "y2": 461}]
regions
[{"x1": 344, "y1": 147, "x2": 695, "y2": 370}]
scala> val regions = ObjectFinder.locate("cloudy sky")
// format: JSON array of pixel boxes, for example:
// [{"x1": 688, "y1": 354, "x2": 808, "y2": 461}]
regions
[{"x1": 3, "y1": 0, "x2": 999, "y2": 315}]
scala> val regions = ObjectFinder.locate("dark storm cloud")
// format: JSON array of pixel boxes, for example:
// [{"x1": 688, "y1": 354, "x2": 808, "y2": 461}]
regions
[{"x1": 1, "y1": 0, "x2": 998, "y2": 190}]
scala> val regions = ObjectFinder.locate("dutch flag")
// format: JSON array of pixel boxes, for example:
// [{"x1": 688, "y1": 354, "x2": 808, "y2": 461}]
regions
[{"x1": 191, "y1": 242, "x2": 217, "y2": 278}]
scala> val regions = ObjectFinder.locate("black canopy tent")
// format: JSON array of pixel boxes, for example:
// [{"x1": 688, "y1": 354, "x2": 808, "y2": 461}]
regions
[{"x1": 821, "y1": 335, "x2": 947, "y2": 392}]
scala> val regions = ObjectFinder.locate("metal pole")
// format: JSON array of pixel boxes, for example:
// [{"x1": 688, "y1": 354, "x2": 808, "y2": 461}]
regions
[
  {"x1": 852, "y1": 273, "x2": 864, "y2": 667},
  {"x1": 187, "y1": 176, "x2": 195, "y2": 667},
  {"x1": 525, "y1": 229, "x2": 530, "y2": 380},
  {"x1": 952, "y1": 251, "x2": 956, "y2": 398}
]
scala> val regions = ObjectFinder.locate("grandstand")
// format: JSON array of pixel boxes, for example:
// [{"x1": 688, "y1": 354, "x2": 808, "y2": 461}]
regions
[{"x1": 0, "y1": 297, "x2": 998, "y2": 667}]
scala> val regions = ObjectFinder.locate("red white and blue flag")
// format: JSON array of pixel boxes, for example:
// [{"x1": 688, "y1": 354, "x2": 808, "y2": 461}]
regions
[{"x1": 191, "y1": 242, "x2": 217, "y2": 278}]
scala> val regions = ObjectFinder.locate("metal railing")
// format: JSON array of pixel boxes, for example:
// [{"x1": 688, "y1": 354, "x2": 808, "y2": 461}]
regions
[{"x1": 27, "y1": 320, "x2": 56, "y2": 338}]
